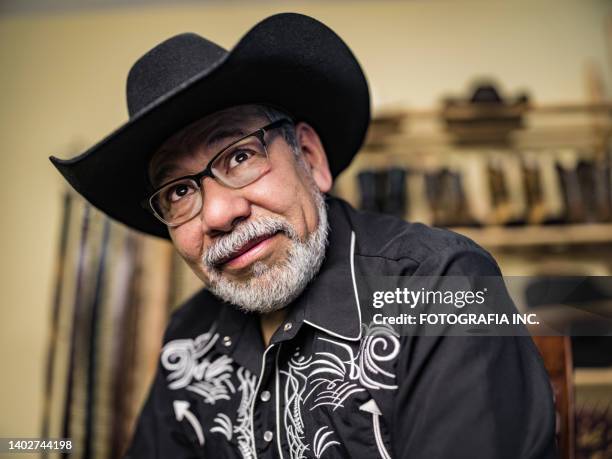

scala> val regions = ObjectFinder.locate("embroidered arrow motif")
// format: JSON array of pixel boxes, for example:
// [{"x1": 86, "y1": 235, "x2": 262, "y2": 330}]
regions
[
  {"x1": 174, "y1": 400, "x2": 205, "y2": 446},
  {"x1": 359, "y1": 399, "x2": 391, "y2": 459}
]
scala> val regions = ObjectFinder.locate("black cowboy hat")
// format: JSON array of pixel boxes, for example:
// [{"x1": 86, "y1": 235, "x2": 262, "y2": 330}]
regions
[{"x1": 50, "y1": 13, "x2": 370, "y2": 239}]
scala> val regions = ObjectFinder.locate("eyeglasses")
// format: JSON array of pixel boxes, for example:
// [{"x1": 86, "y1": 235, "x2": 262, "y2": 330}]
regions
[{"x1": 146, "y1": 118, "x2": 293, "y2": 227}]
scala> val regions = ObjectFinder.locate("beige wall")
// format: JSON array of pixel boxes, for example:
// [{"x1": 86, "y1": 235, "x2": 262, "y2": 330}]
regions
[{"x1": 0, "y1": 0, "x2": 610, "y2": 437}]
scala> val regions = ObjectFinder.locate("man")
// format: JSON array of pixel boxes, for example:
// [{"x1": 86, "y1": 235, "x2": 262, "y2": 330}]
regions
[{"x1": 51, "y1": 13, "x2": 556, "y2": 459}]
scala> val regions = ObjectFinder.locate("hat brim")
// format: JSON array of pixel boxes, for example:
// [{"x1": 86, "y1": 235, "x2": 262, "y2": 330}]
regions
[{"x1": 50, "y1": 13, "x2": 370, "y2": 239}]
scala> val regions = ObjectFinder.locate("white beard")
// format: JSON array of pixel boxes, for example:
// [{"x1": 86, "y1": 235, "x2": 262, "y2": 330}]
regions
[{"x1": 201, "y1": 189, "x2": 329, "y2": 314}]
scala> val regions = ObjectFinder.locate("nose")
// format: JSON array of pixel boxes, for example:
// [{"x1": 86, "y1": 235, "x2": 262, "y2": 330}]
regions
[{"x1": 198, "y1": 178, "x2": 251, "y2": 234}]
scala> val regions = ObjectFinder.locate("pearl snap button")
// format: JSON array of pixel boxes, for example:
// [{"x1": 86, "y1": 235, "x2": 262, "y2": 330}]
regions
[
  {"x1": 222, "y1": 336, "x2": 232, "y2": 347},
  {"x1": 260, "y1": 390, "x2": 271, "y2": 402},
  {"x1": 263, "y1": 431, "x2": 274, "y2": 442},
  {"x1": 283, "y1": 322, "x2": 293, "y2": 332}
]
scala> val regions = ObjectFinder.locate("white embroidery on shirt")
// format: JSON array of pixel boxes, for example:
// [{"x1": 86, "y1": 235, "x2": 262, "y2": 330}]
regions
[
  {"x1": 161, "y1": 326, "x2": 257, "y2": 459},
  {"x1": 302, "y1": 350, "x2": 366, "y2": 411},
  {"x1": 235, "y1": 367, "x2": 257, "y2": 459},
  {"x1": 161, "y1": 325, "x2": 237, "y2": 404},
  {"x1": 356, "y1": 323, "x2": 400, "y2": 391},
  {"x1": 211, "y1": 413, "x2": 233, "y2": 441},
  {"x1": 280, "y1": 323, "x2": 399, "y2": 458},
  {"x1": 283, "y1": 354, "x2": 310, "y2": 458},
  {"x1": 207, "y1": 370, "x2": 257, "y2": 459},
  {"x1": 313, "y1": 426, "x2": 340, "y2": 458},
  {"x1": 160, "y1": 323, "x2": 399, "y2": 458},
  {"x1": 360, "y1": 400, "x2": 392, "y2": 459}
]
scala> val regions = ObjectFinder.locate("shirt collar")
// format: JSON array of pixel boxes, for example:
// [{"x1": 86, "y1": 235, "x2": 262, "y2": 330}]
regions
[{"x1": 296, "y1": 196, "x2": 363, "y2": 341}]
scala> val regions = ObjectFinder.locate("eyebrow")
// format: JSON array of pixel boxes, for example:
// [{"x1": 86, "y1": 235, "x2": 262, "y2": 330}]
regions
[
  {"x1": 150, "y1": 163, "x2": 184, "y2": 189},
  {"x1": 205, "y1": 127, "x2": 247, "y2": 149}
]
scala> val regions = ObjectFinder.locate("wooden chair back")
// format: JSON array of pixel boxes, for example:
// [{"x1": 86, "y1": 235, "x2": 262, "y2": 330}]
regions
[{"x1": 532, "y1": 336, "x2": 575, "y2": 459}]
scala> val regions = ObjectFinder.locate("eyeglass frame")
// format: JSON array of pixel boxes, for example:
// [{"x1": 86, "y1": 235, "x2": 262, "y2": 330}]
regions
[{"x1": 143, "y1": 118, "x2": 294, "y2": 226}]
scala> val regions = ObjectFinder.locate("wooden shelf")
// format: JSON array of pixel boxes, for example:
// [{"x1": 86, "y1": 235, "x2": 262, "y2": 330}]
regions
[
  {"x1": 373, "y1": 102, "x2": 612, "y2": 120},
  {"x1": 366, "y1": 102, "x2": 612, "y2": 151},
  {"x1": 449, "y1": 223, "x2": 612, "y2": 248},
  {"x1": 574, "y1": 367, "x2": 612, "y2": 386}
]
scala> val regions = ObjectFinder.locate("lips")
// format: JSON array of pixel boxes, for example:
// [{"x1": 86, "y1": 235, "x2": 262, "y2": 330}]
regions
[{"x1": 216, "y1": 232, "x2": 279, "y2": 267}]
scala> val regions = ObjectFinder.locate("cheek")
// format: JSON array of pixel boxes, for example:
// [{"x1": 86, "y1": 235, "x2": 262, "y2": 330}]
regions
[
  {"x1": 245, "y1": 164, "x2": 319, "y2": 235},
  {"x1": 245, "y1": 170, "x2": 296, "y2": 212},
  {"x1": 170, "y1": 221, "x2": 204, "y2": 265}
]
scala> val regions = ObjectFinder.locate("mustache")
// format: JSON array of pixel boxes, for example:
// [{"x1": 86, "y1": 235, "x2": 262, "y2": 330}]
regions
[{"x1": 203, "y1": 216, "x2": 298, "y2": 267}]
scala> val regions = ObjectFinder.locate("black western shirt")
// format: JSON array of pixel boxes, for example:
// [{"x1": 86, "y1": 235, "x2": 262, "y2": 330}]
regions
[{"x1": 126, "y1": 197, "x2": 556, "y2": 459}]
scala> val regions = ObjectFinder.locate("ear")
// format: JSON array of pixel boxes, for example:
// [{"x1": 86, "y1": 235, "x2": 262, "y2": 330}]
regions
[{"x1": 294, "y1": 122, "x2": 333, "y2": 193}]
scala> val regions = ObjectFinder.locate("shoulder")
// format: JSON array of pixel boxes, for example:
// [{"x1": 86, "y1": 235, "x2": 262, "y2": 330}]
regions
[
  {"x1": 329, "y1": 197, "x2": 499, "y2": 275},
  {"x1": 163, "y1": 287, "x2": 222, "y2": 342}
]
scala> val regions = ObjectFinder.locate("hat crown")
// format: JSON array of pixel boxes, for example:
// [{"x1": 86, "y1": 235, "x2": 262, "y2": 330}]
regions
[{"x1": 126, "y1": 33, "x2": 227, "y2": 117}]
